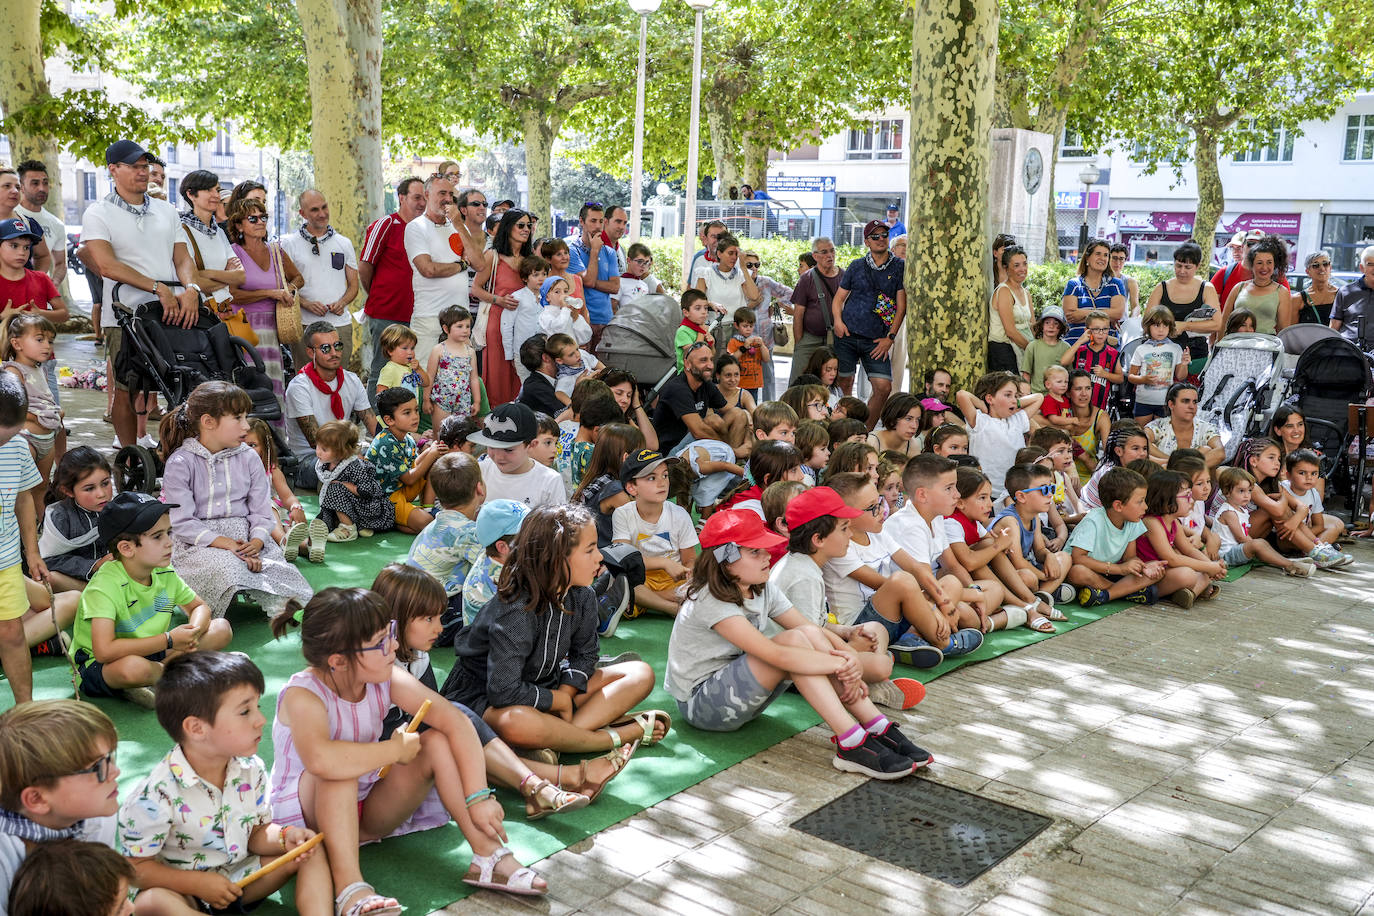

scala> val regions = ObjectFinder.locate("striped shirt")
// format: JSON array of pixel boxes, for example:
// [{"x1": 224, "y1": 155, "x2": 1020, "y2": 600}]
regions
[
  {"x1": 0, "y1": 436, "x2": 41, "y2": 569},
  {"x1": 360, "y1": 213, "x2": 414, "y2": 322}
]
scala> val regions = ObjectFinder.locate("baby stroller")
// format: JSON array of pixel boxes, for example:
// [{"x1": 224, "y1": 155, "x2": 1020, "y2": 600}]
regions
[
  {"x1": 1285, "y1": 331, "x2": 1374, "y2": 505},
  {"x1": 597, "y1": 293, "x2": 681, "y2": 398},
  {"x1": 109, "y1": 281, "x2": 289, "y2": 493},
  {"x1": 1197, "y1": 333, "x2": 1286, "y2": 462}
]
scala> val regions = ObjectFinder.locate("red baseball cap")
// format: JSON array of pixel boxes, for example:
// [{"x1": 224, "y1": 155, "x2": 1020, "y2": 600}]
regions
[
  {"x1": 785, "y1": 486, "x2": 862, "y2": 530},
  {"x1": 863, "y1": 219, "x2": 890, "y2": 238},
  {"x1": 699, "y1": 509, "x2": 787, "y2": 551}
]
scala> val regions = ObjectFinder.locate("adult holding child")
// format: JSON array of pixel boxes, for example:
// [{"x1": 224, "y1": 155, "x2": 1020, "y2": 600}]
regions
[{"x1": 831, "y1": 220, "x2": 906, "y2": 425}]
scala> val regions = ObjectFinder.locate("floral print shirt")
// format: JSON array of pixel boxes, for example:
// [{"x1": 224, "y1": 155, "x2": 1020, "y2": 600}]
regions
[
  {"x1": 366, "y1": 430, "x2": 417, "y2": 493},
  {"x1": 119, "y1": 746, "x2": 272, "y2": 881}
]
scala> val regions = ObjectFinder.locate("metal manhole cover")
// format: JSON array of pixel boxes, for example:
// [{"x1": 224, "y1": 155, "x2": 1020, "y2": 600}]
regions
[{"x1": 791, "y1": 777, "x2": 1052, "y2": 887}]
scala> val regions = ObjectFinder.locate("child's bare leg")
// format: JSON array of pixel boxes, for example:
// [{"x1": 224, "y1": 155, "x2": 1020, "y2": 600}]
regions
[
  {"x1": 1158, "y1": 566, "x2": 1208, "y2": 597},
  {"x1": 1244, "y1": 538, "x2": 1296, "y2": 570},
  {"x1": 851, "y1": 622, "x2": 893, "y2": 682},
  {"x1": 1319, "y1": 515, "x2": 1346, "y2": 542},
  {"x1": 1104, "y1": 573, "x2": 1159, "y2": 599},
  {"x1": 95, "y1": 654, "x2": 162, "y2": 690},
  {"x1": 990, "y1": 554, "x2": 1037, "y2": 603},
  {"x1": 21, "y1": 584, "x2": 77, "y2": 645},
  {"x1": 1204, "y1": 528, "x2": 1221, "y2": 560},
  {"x1": 422, "y1": 480, "x2": 436, "y2": 507},
  {"x1": 787, "y1": 624, "x2": 886, "y2": 724},
  {"x1": 432, "y1": 406, "x2": 451, "y2": 431},
  {"x1": 1038, "y1": 551, "x2": 1071, "y2": 590},
  {"x1": 397, "y1": 507, "x2": 434, "y2": 534},
  {"x1": 869, "y1": 572, "x2": 946, "y2": 643},
  {"x1": 752, "y1": 628, "x2": 862, "y2": 735},
  {"x1": 45, "y1": 570, "x2": 86, "y2": 594},
  {"x1": 131, "y1": 887, "x2": 201, "y2": 914},
  {"x1": 485, "y1": 666, "x2": 662, "y2": 753},
  {"x1": 239, "y1": 846, "x2": 332, "y2": 916},
  {"x1": 297, "y1": 774, "x2": 383, "y2": 910},
  {"x1": 335, "y1": 510, "x2": 355, "y2": 528},
  {"x1": 569, "y1": 663, "x2": 659, "y2": 736},
  {"x1": 633, "y1": 584, "x2": 682, "y2": 616}
]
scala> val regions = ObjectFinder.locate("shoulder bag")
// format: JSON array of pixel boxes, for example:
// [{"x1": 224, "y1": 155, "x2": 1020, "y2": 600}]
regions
[{"x1": 471, "y1": 251, "x2": 497, "y2": 350}]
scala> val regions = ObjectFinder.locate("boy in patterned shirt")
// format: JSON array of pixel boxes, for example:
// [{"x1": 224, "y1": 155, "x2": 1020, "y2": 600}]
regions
[
  {"x1": 406, "y1": 451, "x2": 486, "y2": 646},
  {"x1": 366, "y1": 387, "x2": 446, "y2": 534},
  {"x1": 119, "y1": 652, "x2": 330, "y2": 915}
]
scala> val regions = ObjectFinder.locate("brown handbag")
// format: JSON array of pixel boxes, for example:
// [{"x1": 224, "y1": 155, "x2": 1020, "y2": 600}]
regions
[
  {"x1": 273, "y1": 242, "x2": 303, "y2": 345},
  {"x1": 184, "y1": 224, "x2": 257, "y2": 345}
]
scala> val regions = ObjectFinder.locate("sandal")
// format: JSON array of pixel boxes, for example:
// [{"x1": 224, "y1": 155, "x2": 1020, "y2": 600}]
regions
[
  {"x1": 329, "y1": 522, "x2": 359, "y2": 542},
  {"x1": 462, "y1": 846, "x2": 547, "y2": 896},
  {"x1": 610, "y1": 709, "x2": 671, "y2": 747},
  {"x1": 560, "y1": 740, "x2": 639, "y2": 803},
  {"x1": 1026, "y1": 615, "x2": 1056, "y2": 633},
  {"x1": 334, "y1": 881, "x2": 402, "y2": 916},
  {"x1": 308, "y1": 517, "x2": 329, "y2": 563},
  {"x1": 1034, "y1": 591, "x2": 1068, "y2": 621},
  {"x1": 1201, "y1": 583, "x2": 1221, "y2": 600},
  {"x1": 519, "y1": 773, "x2": 590, "y2": 820}
]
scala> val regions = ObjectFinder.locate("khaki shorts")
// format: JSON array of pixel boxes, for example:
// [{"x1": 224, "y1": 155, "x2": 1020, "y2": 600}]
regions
[{"x1": 104, "y1": 326, "x2": 127, "y2": 392}]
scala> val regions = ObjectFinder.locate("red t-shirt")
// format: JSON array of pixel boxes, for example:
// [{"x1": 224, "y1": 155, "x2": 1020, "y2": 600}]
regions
[
  {"x1": 1210, "y1": 263, "x2": 1290, "y2": 310},
  {"x1": 1041, "y1": 393, "x2": 1071, "y2": 420},
  {"x1": 360, "y1": 213, "x2": 415, "y2": 322},
  {"x1": 0, "y1": 270, "x2": 59, "y2": 311}
]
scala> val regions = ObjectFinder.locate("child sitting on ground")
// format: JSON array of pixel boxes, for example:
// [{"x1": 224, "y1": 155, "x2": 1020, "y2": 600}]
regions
[
  {"x1": 666, "y1": 508, "x2": 932, "y2": 778},
  {"x1": 1235, "y1": 437, "x2": 1351, "y2": 568},
  {"x1": 925, "y1": 423, "x2": 970, "y2": 457},
  {"x1": 566, "y1": 393, "x2": 623, "y2": 490},
  {"x1": 832, "y1": 396, "x2": 868, "y2": 424},
  {"x1": 528, "y1": 412, "x2": 562, "y2": 475},
  {"x1": 406, "y1": 451, "x2": 485, "y2": 646},
  {"x1": 1166, "y1": 450, "x2": 1221, "y2": 559},
  {"x1": 161, "y1": 382, "x2": 314, "y2": 618},
  {"x1": 437, "y1": 413, "x2": 483, "y2": 454},
  {"x1": 1281, "y1": 448, "x2": 1347, "y2": 546},
  {"x1": 675, "y1": 289, "x2": 713, "y2": 372},
  {"x1": 316, "y1": 418, "x2": 395, "y2": 547},
  {"x1": 681, "y1": 436, "x2": 747, "y2": 515},
  {"x1": 1081, "y1": 422, "x2": 1152, "y2": 510},
  {"x1": 1030, "y1": 426, "x2": 1085, "y2": 526},
  {"x1": 1212, "y1": 467, "x2": 1315, "y2": 577},
  {"x1": 824, "y1": 441, "x2": 880, "y2": 483},
  {"x1": 245, "y1": 417, "x2": 308, "y2": 552},
  {"x1": 120, "y1": 652, "x2": 331, "y2": 915},
  {"x1": 1066, "y1": 467, "x2": 1172, "y2": 606},
  {"x1": 374, "y1": 323, "x2": 430, "y2": 401},
  {"x1": 0, "y1": 372, "x2": 46, "y2": 703},
  {"x1": 368, "y1": 387, "x2": 446, "y2": 533},
  {"x1": 795, "y1": 420, "x2": 830, "y2": 485},
  {"x1": 781, "y1": 384, "x2": 830, "y2": 424},
  {"x1": 461, "y1": 499, "x2": 529, "y2": 627},
  {"x1": 40, "y1": 446, "x2": 112, "y2": 593},
  {"x1": 877, "y1": 456, "x2": 904, "y2": 516},
  {"x1": 9, "y1": 839, "x2": 133, "y2": 916},
  {"x1": 726, "y1": 308, "x2": 765, "y2": 400},
  {"x1": 613, "y1": 450, "x2": 698, "y2": 616},
  {"x1": 0, "y1": 700, "x2": 121, "y2": 912},
  {"x1": 467, "y1": 403, "x2": 566, "y2": 509},
  {"x1": 955, "y1": 371, "x2": 1043, "y2": 499},
  {"x1": 721, "y1": 440, "x2": 805, "y2": 517},
  {"x1": 828, "y1": 417, "x2": 869, "y2": 448},
  {"x1": 72, "y1": 492, "x2": 234, "y2": 707},
  {"x1": 574, "y1": 423, "x2": 643, "y2": 546},
  {"x1": 1136, "y1": 470, "x2": 1224, "y2": 608},
  {"x1": 752, "y1": 401, "x2": 799, "y2": 446},
  {"x1": 990, "y1": 463, "x2": 1075, "y2": 624}
]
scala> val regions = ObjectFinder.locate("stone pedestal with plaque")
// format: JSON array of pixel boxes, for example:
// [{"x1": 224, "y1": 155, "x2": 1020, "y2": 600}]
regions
[{"x1": 988, "y1": 129, "x2": 1053, "y2": 264}]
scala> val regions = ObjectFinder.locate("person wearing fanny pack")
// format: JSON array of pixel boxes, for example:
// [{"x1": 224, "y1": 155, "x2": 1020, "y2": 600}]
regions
[{"x1": 789, "y1": 237, "x2": 841, "y2": 385}]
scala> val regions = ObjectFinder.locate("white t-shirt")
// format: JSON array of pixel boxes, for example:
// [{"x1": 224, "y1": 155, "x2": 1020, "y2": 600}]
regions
[
  {"x1": 769, "y1": 552, "x2": 829, "y2": 627},
  {"x1": 967, "y1": 409, "x2": 1031, "y2": 499},
  {"x1": 1128, "y1": 338, "x2": 1184, "y2": 406},
  {"x1": 611, "y1": 500, "x2": 698, "y2": 560},
  {"x1": 179, "y1": 221, "x2": 237, "y2": 304},
  {"x1": 479, "y1": 457, "x2": 565, "y2": 508},
  {"x1": 283, "y1": 368, "x2": 371, "y2": 458},
  {"x1": 665, "y1": 580, "x2": 792, "y2": 701},
  {"x1": 18, "y1": 203, "x2": 65, "y2": 282},
  {"x1": 1212, "y1": 503, "x2": 1251, "y2": 551},
  {"x1": 403, "y1": 215, "x2": 467, "y2": 320},
  {"x1": 884, "y1": 503, "x2": 948, "y2": 568},
  {"x1": 822, "y1": 529, "x2": 901, "y2": 625},
  {"x1": 555, "y1": 350, "x2": 601, "y2": 398},
  {"x1": 1280, "y1": 480, "x2": 1324, "y2": 515},
  {"x1": 81, "y1": 195, "x2": 183, "y2": 328},
  {"x1": 699, "y1": 266, "x2": 749, "y2": 313},
  {"x1": 612, "y1": 276, "x2": 650, "y2": 308},
  {"x1": 279, "y1": 230, "x2": 358, "y2": 328}
]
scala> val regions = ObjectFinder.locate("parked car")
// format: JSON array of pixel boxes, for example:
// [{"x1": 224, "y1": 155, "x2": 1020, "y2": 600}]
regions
[{"x1": 1288, "y1": 269, "x2": 1360, "y2": 293}]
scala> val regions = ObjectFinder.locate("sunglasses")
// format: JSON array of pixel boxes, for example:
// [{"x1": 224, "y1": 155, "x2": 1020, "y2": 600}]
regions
[
  {"x1": 1310, "y1": 261, "x2": 1331, "y2": 268},
  {"x1": 1018, "y1": 484, "x2": 1055, "y2": 497},
  {"x1": 311, "y1": 342, "x2": 343, "y2": 353},
  {"x1": 867, "y1": 233, "x2": 889, "y2": 240},
  {"x1": 350, "y1": 619, "x2": 397, "y2": 655},
  {"x1": 744, "y1": 262, "x2": 760, "y2": 269},
  {"x1": 244, "y1": 215, "x2": 268, "y2": 224},
  {"x1": 466, "y1": 200, "x2": 488, "y2": 209},
  {"x1": 514, "y1": 221, "x2": 531, "y2": 229},
  {"x1": 64, "y1": 749, "x2": 117, "y2": 784},
  {"x1": 685, "y1": 341, "x2": 712, "y2": 355}
]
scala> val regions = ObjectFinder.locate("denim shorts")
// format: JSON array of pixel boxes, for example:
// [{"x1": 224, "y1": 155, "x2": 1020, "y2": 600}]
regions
[
  {"x1": 854, "y1": 599, "x2": 911, "y2": 643},
  {"x1": 834, "y1": 334, "x2": 893, "y2": 381},
  {"x1": 1222, "y1": 542, "x2": 1249, "y2": 567},
  {"x1": 1133, "y1": 402, "x2": 1169, "y2": 422},
  {"x1": 679, "y1": 652, "x2": 789, "y2": 732}
]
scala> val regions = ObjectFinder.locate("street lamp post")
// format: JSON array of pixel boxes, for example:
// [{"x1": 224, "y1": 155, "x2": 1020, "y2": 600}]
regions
[
  {"x1": 627, "y1": 0, "x2": 661, "y2": 244},
  {"x1": 682, "y1": 0, "x2": 714, "y2": 286},
  {"x1": 1076, "y1": 164, "x2": 1101, "y2": 259}
]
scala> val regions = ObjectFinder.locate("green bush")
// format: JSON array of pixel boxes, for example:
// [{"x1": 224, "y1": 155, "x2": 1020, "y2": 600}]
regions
[
  {"x1": 1025, "y1": 262, "x2": 1175, "y2": 317},
  {"x1": 645, "y1": 237, "x2": 865, "y2": 291}
]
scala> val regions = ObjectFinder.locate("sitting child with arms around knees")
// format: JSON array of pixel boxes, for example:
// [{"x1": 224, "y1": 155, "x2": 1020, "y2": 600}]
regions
[
  {"x1": 269, "y1": 587, "x2": 546, "y2": 908},
  {"x1": 315, "y1": 418, "x2": 396, "y2": 550},
  {"x1": 666, "y1": 508, "x2": 932, "y2": 778},
  {"x1": 405, "y1": 451, "x2": 486, "y2": 646},
  {"x1": 368, "y1": 387, "x2": 448, "y2": 533},
  {"x1": 989, "y1": 463, "x2": 1075, "y2": 627},
  {"x1": 72, "y1": 492, "x2": 233, "y2": 707},
  {"x1": 1235, "y1": 437, "x2": 1351, "y2": 569},
  {"x1": 372, "y1": 564, "x2": 632, "y2": 822},
  {"x1": 1281, "y1": 448, "x2": 1347, "y2": 547},
  {"x1": 0, "y1": 701, "x2": 123, "y2": 913},
  {"x1": 1066, "y1": 467, "x2": 1174, "y2": 607},
  {"x1": 161, "y1": 381, "x2": 313, "y2": 618},
  {"x1": 1135, "y1": 470, "x2": 1226, "y2": 608},
  {"x1": 443, "y1": 504, "x2": 669, "y2": 756},
  {"x1": 1212, "y1": 467, "x2": 1316, "y2": 577},
  {"x1": 119, "y1": 652, "x2": 332, "y2": 915},
  {"x1": 613, "y1": 450, "x2": 698, "y2": 616},
  {"x1": 769, "y1": 487, "x2": 926, "y2": 711},
  {"x1": 39, "y1": 446, "x2": 113, "y2": 593},
  {"x1": 9, "y1": 839, "x2": 134, "y2": 916}
]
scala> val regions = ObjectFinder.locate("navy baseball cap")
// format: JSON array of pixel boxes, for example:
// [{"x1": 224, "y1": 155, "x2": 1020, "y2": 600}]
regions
[
  {"x1": 98, "y1": 492, "x2": 177, "y2": 547},
  {"x1": 0, "y1": 218, "x2": 41, "y2": 243},
  {"x1": 105, "y1": 140, "x2": 152, "y2": 165}
]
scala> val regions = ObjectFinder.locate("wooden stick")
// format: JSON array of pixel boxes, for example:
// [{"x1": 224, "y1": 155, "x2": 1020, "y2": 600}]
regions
[
  {"x1": 377, "y1": 698, "x2": 432, "y2": 780},
  {"x1": 235, "y1": 831, "x2": 325, "y2": 888}
]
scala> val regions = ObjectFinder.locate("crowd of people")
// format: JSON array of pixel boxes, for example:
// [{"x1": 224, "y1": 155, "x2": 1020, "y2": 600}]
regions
[{"x1": 0, "y1": 138, "x2": 1369, "y2": 915}]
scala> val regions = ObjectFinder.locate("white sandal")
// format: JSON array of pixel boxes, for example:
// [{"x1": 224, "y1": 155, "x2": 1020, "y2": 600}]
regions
[
  {"x1": 611, "y1": 709, "x2": 671, "y2": 747},
  {"x1": 328, "y1": 522, "x2": 359, "y2": 542},
  {"x1": 462, "y1": 846, "x2": 547, "y2": 896},
  {"x1": 334, "y1": 881, "x2": 401, "y2": 916}
]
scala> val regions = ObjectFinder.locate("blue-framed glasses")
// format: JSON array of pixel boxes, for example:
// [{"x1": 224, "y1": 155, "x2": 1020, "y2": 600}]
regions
[{"x1": 352, "y1": 619, "x2": 397, "y2": 655}]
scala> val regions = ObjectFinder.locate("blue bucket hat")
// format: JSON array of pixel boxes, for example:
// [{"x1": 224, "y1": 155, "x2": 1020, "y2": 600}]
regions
[{"x1": 539, "y1": 275, "x2": 571, "y2": 310}]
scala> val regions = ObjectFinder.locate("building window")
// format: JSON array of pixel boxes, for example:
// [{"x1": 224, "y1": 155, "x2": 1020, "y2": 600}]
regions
[
  {"x1": 1233, "y1": 121, "x2": 1294, "y2": 163},
  {"x1": 846, "y1": 120, "x2": 903, "y2": 160},
  {"x1": 82, "y1": 171, "x2": 96, "y2": 200},
  {"x1": 167, "y1": 177, "x2": 179, "y2": 203},
  {"x1": 214, "y1": 124, "x2": 232, "y2": 157},
  {"x1": 1344, "y1": 114, "x2": 1374, "y2": 162},
  {"x1": 165, "y1": 144, "x2": 178, "y2": 164},
  {"x1": 1060, "y1": 129, "x2": 1089, "y2": 158}
]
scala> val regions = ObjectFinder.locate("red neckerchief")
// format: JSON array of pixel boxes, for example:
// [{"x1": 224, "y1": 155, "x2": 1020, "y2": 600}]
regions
[
  {"x1": 601, "y1": 231, "x2": 620, "y2": 250},
  {"x1": 621, "y1": 270, "x2": 641, "y2": 280},
  {"x1": 680, "y1": 319, "x2": 707, "y2": 334},
  {"x1": 301, "y1": 362, "x2": 345, "y2": 420}
]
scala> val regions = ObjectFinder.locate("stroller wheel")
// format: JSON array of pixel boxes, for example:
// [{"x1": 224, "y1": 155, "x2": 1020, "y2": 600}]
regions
[{"x1": 115, "y1": 444, "x2": 160, "y2": 494}]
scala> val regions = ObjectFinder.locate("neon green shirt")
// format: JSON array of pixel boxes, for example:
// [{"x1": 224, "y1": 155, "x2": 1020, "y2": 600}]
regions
[
  {"x1": 72, "y1": 561, "x2": 196, "y2": 665},
  {"x1": 674, "y1": 324, "x2": 702, "y2": 372}
]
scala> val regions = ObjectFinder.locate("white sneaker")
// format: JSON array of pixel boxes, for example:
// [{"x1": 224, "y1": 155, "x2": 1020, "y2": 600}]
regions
[
  {"x1": 137, "y1": 434, "x2": 157, "y2": 449},
  {"x1": 1284, "y1": 557, "x2": 1315, "y2": 577}
]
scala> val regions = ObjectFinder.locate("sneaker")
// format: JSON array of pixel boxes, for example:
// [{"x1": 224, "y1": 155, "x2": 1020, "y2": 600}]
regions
[
  {"x1": 1328, "y1": 550, "x2": 1355, "y2": 569},
  {"x1": 831, "y1": 732, "x2": 918, "y2": 780},
  {"x1": 1078, "y1": 586, "x2": 1109, "y2": 608},
  {"x1": 871, "y1": 723, "x2": 934, "y2": 768},
  {"x1": 1123, "y1": 585, "x2": 1159, "y2": 605},
  {"x1": 595, "y1": 651, "x2": 643, "y2": 668},
  {"x1": 1170, "y1": 587, "x2": 1195, "y2": 609},
  {"x1": 868, "y1": 677, "x2": 926, "y2": 710},
  {"x1": 307, "y1": 518, "x2": 328, "y2": 564},
  {"x1": 1053, "y1": 583, "x2": 1077, "y2": 604},
  {"x1": 1285, "y1": 557, "x2": 1316, "y2": 577},
  {"x1": 889, "y1": 633, "x2": 943, "y2": 668},
  {"x1": 283, "y1": 522, "x2": 310, "y2": 559},
  {"x1": 598, "y1": 574, "x2": 631, "y2": 638},
  {"x1": 30, "y1": 632, "x2": 71, "y2": 658},
  {"x1": 942, "y1": 628, "x2": 984, "y2": 658},
  {"x1": 1309, "y1": 543, "x2": 1347, "y2": 569},
  {"x1": 123, "y1": 686, "x2": 157, "y2": 709},
  {"x1": 136, "y1": 434, "x2": 157, "y2": 449}
]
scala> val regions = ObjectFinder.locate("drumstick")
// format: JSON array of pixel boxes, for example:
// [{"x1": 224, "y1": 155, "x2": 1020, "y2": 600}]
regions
[
  {"x1": 235, "y1": 831, "x2": 325, "y2": 888},
  {"x1": 378, "y1": 698, "x2": 432, "y2": 780}
]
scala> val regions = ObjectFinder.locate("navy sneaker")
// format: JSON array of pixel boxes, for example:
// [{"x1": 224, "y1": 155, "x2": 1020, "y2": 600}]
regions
[
  {"x1": 1123, "y1": 585, "x2": 1159, "y2": 605},
  {"x1": 889, "y1": 633, "x2": 944, "y2": 668},
  {"x1": 598, "y1": 574, "x2": 631, "y2": 637},
  {"x1": 942, "y1": 628, "x2": 984, "y2": 657},
  {"x1": 832, "y1": 732, "x2": 918, "y2": 780},
  {"x1": 1078, "y1": 586, "x2": 1109, "y2": 608},
  {"x1": 872, "y1": 723, "x2": 934, "y2": 768}
]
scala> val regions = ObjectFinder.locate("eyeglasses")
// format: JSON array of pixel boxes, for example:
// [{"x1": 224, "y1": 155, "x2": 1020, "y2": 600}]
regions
[
  {"x1": 350, "y1": 619, "x2": 397, "y2": 655},
  {"x1": 1310, "y1": 261, "x2": 1331, "y2": 268},
  {"x1": 311, "y1": 342, "x2": 342, "y2": 353},
  {"x1": 862, "y1": 501, "x2": 885, "y2": 516},
  {"x1": 1018, "y1": 484, "x2": 1055, "y2": 496},
  {"x1": 631, "y1": 257, "x2": 652, "y2": 266},
  {"x1": 806, "y1": 400, "x2": 824, "y2": 410},
  {"x1": 64, "y1": 749, "x2": 117, "y2": 784},
  {"x1": 244, "y1": 215, "x2": 268, "y2": 224}
]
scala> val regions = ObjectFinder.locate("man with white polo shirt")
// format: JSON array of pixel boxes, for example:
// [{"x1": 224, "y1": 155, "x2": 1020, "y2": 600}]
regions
[
  {"x1": 285, "y1": 320, "x2": 377, "y2": 488},
  {"x1": 403, "y1": 175, "x2": 467, "y2": 361},
  {"x1": 280, "y1": 189, "x2": 359, "y2": 372},
  {"x1": 79, "y1": 140, "x2": 199, "y2": 450}
]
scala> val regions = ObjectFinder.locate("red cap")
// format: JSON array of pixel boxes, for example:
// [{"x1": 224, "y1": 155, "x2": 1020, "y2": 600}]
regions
[
  {"x1": 863, "y1": 219, "x2": 890, "y2": 239},
  {"x1": 699, "y1": 509, "x2": 787, "y2": 551},
  {"x1": 785, "y1": 486, "x2": 862, "y2": 530}
]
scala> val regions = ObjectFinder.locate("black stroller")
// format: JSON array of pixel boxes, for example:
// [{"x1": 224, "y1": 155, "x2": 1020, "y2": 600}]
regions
[
  {"x1": 109, "y1": 281, "x2": 289, "y2": 492},
  {"x1": 1285, "y1": 332, "x2": 1374, "y2": 512}
]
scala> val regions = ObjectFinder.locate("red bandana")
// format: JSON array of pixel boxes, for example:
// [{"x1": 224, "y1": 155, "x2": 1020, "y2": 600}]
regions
[{"x1": 301, "y1": 362, "x2": 345, "y2": 420}]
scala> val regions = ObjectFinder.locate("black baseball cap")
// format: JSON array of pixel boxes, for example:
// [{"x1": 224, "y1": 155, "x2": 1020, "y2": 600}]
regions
[
  {"x1": 98, "y1": 492, "x2": 178, "y2": 547},
  {"x1": 620, "y1": 448, "x2": 680, "y2": 485},
  {"x1": 105, "y1": 140, "x2": 152, "y2": 165},
  {"x1": 466, "y1": 403, "x2": 537, "y2": 449}
]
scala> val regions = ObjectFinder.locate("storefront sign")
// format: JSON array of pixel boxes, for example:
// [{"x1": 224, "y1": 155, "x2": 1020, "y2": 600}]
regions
[
  {"x1": 767, "y1": 175, "x2": 836, "y2": 193},
  {"x1": 1054, "y1": 190, "x2": 1102, "y2": 210},
  {"x1": 1115, "y1": 211, "x2": 1195, "y2": 234},
  {"x1": 1224, "y1": 213, "x2": 1302, "y2": 235}
]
